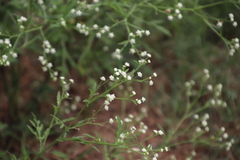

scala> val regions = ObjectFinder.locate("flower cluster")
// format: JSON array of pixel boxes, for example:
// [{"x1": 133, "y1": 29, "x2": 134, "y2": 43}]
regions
[
  {"x1": 38, "y1": 56, "x2": 53, "y2": 72},
  {"x1": 70, "y1": 9, "x2": 82, "y2": 16},
  {"x1": 139, "y1": 122, "x2": 148, "y2": 134},
  {"x1": 128, "y1": 30, "x2": 151, "y2": 46},
  {"x1": 210, "y1": 126, "x2": 234, "y2": 151},
  {"x1": 60, "y1": 18, "x2": 66, "y2": 27},
  {"x1": 103, "y1": 93, "x2": 116, "y2": 111},
  {"x1": 124, "y1": 114, "x2": 134, "y2": 123},
  {"x1": 152, "y1": 153, "x2": 159, "y2": 160},
  {"x1": 63, "y1": 95, "x2": 81, "y2": 114},
  {"x1": 76, "y1": 23, "x2": 89, "y2": 36},
  {"x1": 153, "y1": 129, "x2": 164, "y2": 135},
  {"x1": 229, "y1": 38, "x2": 239, "y2": 56},
  {"x1": 0, "y1": 38, "x2": 18, "y2": 66},
  {"x1": 94, "y1": 25, "x2": 114, "y2": 39},
  {"x1": 166, "y1": 2, "x2": 183, "y2": 21},
  {"x1": 229, "y1": 13, "x2": 237, "y2": 27},
  {"x1": 185, "y1": 80, "x2": 195, "y2": 96},
  {"x1": 17, "y1": 16, "x2": 27, "y2": 30},
  {"x1": 37, "y1": 0, "x2": 45, "y2": 7},
  {"x1": 42, "y1": 40, "x2": 56, "y2": 54},
  {"x1": 59, "y1": 76, "x2": 74, "y2": 98},
  {"x1": 208, "y1": 83, "x2": 227, "y2": 107},
  {"x1": 112, "y1": 48, "x2": 121, "y2": 59}
]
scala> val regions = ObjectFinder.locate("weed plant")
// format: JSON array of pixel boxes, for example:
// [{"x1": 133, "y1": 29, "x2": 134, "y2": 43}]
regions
[{"x1": 0, "y1": 0, "x2": 239, "y2": 159}]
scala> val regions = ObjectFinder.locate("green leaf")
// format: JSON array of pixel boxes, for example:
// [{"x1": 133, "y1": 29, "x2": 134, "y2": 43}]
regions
[
  {"x1": 83, "y1": 134, "x2": 98, "y2": 141},
  {"x1": 57, "y1": 91, "x2": 61, "y2": 106},
  {"x1": 118, "y1": 40, "x2": 128, "y2": 45},
  {"x1": 115, "y1": 116, "x2": 123, "y2": 140},
  {"x1": 88, "y1": 144, "x2": 100, "y2": 153},
  {"x1": 43, "y1": 128, "x2": 50, "y2": 138},
  {"x1": 154, "y1": 25, "x2": 171, "y2": 36},
  {"x1": 9, "y1": 154, "x2": 18, "y2": 160},
  {"x1": 61, "y1": 117, "x2": 75, "y2": 123},
  {"x1": 51, "y1": 151, "x2": 68, "y2": 159},
  {"x1": 27, "y1": 125, "x2": 37, "y2": 137}
]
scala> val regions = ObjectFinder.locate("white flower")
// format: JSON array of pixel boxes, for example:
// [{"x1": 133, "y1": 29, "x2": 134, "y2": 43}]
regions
[
  {"x1": 234, "y1": 43, "x2": 239, "y2": 49},
  {"x1": 153, "y1": 72, "x2": 157, "y2": 77},
  {"x1": 70, "y1": 9, "x2": 76, "y2": 14},
  {"x1": 217, "y1": 21, "x2": 223, "y2": 27},
  {"x1": 145, "y1": 30, "x2": 150, "y2": 36},
  {"x1": 4, "y1": 38, "x2": 10, "y2": 45},
  {"x1": 18, "y1": 16, "x2": 27, "y2": 22},
  {"x1": 175, "y1": 9, "x2": 180, "y2": 14},
  {"x1": 234, "y1": 38, "x2": 239, "y2": 43},
  {"x1": 129, "y1": 48, "x2": 136, "y2": 54},
  {"x1": 177, "y1": 2, "x2": 183, "y2": 8},
  {"x1": 136, "y1": 99, "x2": 142, "y2": 104},
  {"x1": 203, "y1": 113, "x2": 210, "y2": 120},
  {"x1": 76, "y1": 23, "x2": 81, "y2": 29},
  {"x1": 221, "y1": 127, "x2": 225, "y2": 132},
  {"x1": 201, "y1": 120, "x2": 208, "y2": 127},
  {"x1": 50, "y1": 48, "x2": 56, "y2": 54},
  {"x1": 149, "y1": 80, "x2": 153, "y2": 86},
  {"x1": 109, "y1": 118, "x2": 114, "y2": 124},
  {"x1": 229, "y1": 48, "x2": 235, "y2": 56},
  {"x1": 193, "y1": 114, "x2": 199, "y2": 119},
  {"x1": 60, "y1": 19, "x2": 66, "y2": 26},
  {"x1": 210, "y1": 99, "x2": 215, "y2": 105},
  {"x1": 178, "y1": 13, "x2": 182, "y2": 19},
  {"x1": 127, "y1": 75, "x2": 132, "y2": 80},
  {"x1": 233, "y1": 21, "x2": 237, "y2": 27},
  {"x1": 141, "y1": 148, "x2": 149, "y2": 155},
  {"x1": 104, "y1": 105, "x2": 109, "y2": 111},
  {"x1": 137, "y1": 72, "x2": 143, "y2": 77},
  {"x1": 207, "y1": 84, "x2": 213, "y2": 91},
  {"x1": 106, "y1": 94, "x2": 115, "y2": 102},
  {"x1": 141, "y1": 97, "x2": 146, "y2": 102},
  {"x1": 103, "y1": 25, "x2": 110, "y2": 31},
  {"x1": 153, "y1": 129, "x2": 164, "y2": 135},
  {"x1": 108, "y1": 32, "x2": 115, "y2": 38},
  {"x1": 147, "y1": 53, "x2": 152, "y2": 58},
  {"x1": 115, "y1": 48, "x2": 121, "y2": 54},
  {"x1": 229, "y1": 13, "x2": 234, "y2": 18},
  {"x1": 93, "y1": 24, "x2": 98, "y2": 29},
  {"x1": 100, "y1": 76, "x2": 106, "y2": 81},
  {"x1": 132, "y1": 91, "x2": 136, "y2": 95},
  {"x1": 124, "y1": 117, "x2": 132, "y2": 123},
  {"x1": 223, "y1": 133, "x2": 228, "y2": 139},
  {"x1": 136, "y1": 30, "x2": 142, "y2": 36},
  {"x1": 76, "y1": 10, "x2": 82, "y2": 16},
  {"x1": 95, "y1": 7, "x2": 99, "y2": 12},
  {"x1": 96, "y1": 32, "x2": 101, "y2": 38},
  {"x1": 130, "y1": 38, "x2": 135, "y2": 44},
  {"x1": 109, "y1": 75, "x2": 114, "y2": 81},
  {"x1": 140, "y1": 51, "x2": 147, "y2": 57},
  {"x1": 37, "y1": 0, "x2": 44, "y2": 5},
  {"x1": 129, "y1": 32, "x2": 134, "y2": 37},
  {"x1": 130, "y1": 126, "x2": 136, "y2": 133},
  {"x1": 168, "y1": 15, "x2": 174, "y2": 21},
  {"x1": 47, "y1": 62, "x2": 52, "y2": 68},
  {"x1": 69, "y1": 79, "x2": 74, "y2": 84},
  {"x1": 124, "y1": 62, "x2": 130, "y2": 67},
  {"x1": 196, "y1": 127, "x2": 202, "y2": 132}
]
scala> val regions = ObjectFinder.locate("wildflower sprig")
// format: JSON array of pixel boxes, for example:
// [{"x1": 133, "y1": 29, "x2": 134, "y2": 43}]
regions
[{"x1": 1, "y1": 0, "x2": 238, "y2": 159}]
